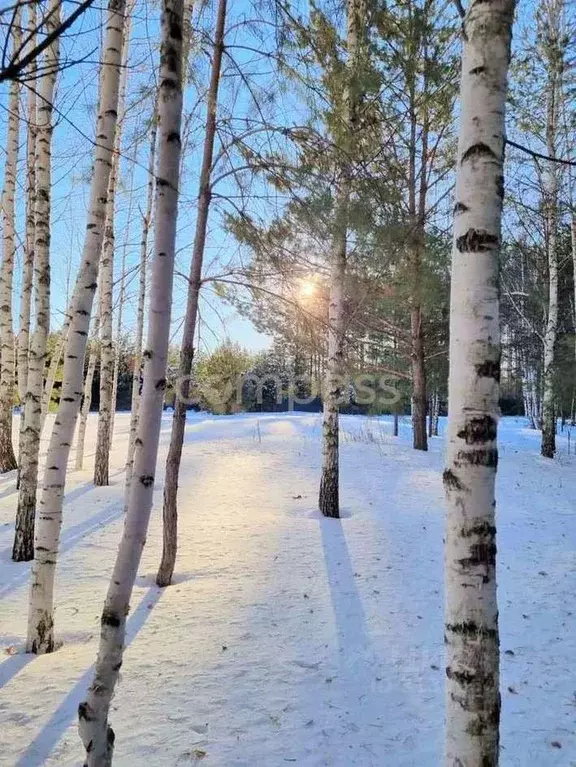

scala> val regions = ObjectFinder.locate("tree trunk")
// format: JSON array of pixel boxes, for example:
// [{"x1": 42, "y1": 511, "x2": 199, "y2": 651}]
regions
[
  {"x1": 319, "y1": 0, "x2": 366, "y2": 519},
  {"x1": 26, "y1": 0, "x2": 127, "y2": 655},
  {"x1": 319, "y1": 207, "x2": 347, "y2": 518},
  {"x1": 12, "y1": 0, "x2": 59, "y2": 563},
  {"x1": 94, "y1": 11, "x2": 133, "y2": 486},
  {"x1": 0, "y1": 9, "x2": 21, "y2": 473},
  {"x1": 444, "y1": 1, "x2": 514, "y2": 763},
  {"x1": 540, "y1": 2, "x2": 561, "y2": 459},
  {"x1": 75, "y1": 309, "x2": 100, "y2": 471},
  {"x1": 78, "y1": 3, "x2": 185, "y2": 757},
  {"x1": 41, "y1": 319, "x2": 69, "y2": 427},
  {"x1": 125, "y1": 106, "x2": 157, "y2": 505},
  {"x1": 157, "y1": 0, "x2": 224, "y2": 588},
  {"x1": 17, "y1": 2, "x2": 38, "y2": 488}
]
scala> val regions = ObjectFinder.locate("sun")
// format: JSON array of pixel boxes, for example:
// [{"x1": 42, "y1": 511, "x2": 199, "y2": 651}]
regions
[{"x1": 300, "y1": 279, "x2": 316, "y2": 298}]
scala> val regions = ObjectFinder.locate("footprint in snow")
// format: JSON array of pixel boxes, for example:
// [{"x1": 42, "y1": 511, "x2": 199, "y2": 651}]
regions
[{"x1": 291, "y1": 660, "x2": 320, "y2": 671}]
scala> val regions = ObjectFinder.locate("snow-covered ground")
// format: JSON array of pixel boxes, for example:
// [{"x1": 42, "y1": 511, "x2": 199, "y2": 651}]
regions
[{"x1": 0, "y1": 412, "x2": 574, "y2": 766}]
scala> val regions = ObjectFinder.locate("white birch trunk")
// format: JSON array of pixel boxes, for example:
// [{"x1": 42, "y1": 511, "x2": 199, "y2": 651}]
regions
[
  {"x1": 41, "y1": 320, "x2": 70, "y2": 428},
  {"x1": 444, "y1": 1, "x2": 514, "y2": 763},
  {"x1": 26, "y1": 0, "x2": 127, "y2": 654},
  {"x1": 12, "y1": 0, "x2": 60, "y2": 563},
  {"x1": 94, "y1": 9, "x2": 133, "y2": 486},
  {"x1": 78, "y1": 2, "x2": 185, "y2": 757},
  {"x1": 125, "y1": 110, "x2": 157, "y2": 503},
  {"x1": 75, "y1": 308, "x2": 100, "y2": 471},
  {"x1": 17, "y1": 2, "x2": 38, "y2": 471},
  {"x1": 540, "y1": 0, "x2": 563, "y2": 458},
  {"x1": 0, "y1": 8, "x2": 21, "y2": 473},
  {"x1": 157, "y1": 0, "x2": 222, "y2": 588}
]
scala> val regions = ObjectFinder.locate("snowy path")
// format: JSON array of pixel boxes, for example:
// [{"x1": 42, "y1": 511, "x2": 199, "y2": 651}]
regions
[{"x1": 0, "y1": 413, "x2": 574, "y2": 765}]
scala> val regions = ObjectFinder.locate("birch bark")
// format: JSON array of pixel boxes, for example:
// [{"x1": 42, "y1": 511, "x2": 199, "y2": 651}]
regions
[
  {"x1": 26, "y1": 0, "x2": 127, "y2": 654},
  {"x1": 94, "y1": 8, "x2": 133, "y2": 485},
  {"x1": 0, "y1": 8, "x2": 21, "y2": 473},
  {"x1": 157, "y1": 0, "x2": 224, "y2": 588},
  {"x1": 125, "y1": 108, "x2": 157, "y2": 503},
  {"x1": 17, "y1": 2, "x2": 38, "y2": 475},
  {"x1": 444, "y1": 1, "x2": 514, "y2": 763},
  {"x1": 12, "y1": 0, "x2": 59, "y2": 562},
  {"x1": 79, "y1": 1, "x2": 184, "y2": 758},
  {"x1": 75, "y1": 308, "x2": 100, "y2": 471}
]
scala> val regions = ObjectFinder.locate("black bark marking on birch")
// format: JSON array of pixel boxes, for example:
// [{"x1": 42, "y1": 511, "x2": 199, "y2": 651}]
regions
[
  {"x1": 62, "y1": 397, "x2": 75, "y2": 402},
  {"x1": 442, "y1": 468, "x2": 467, "y2": 491},
  {"x1": 456, "y1": 448, "x2": 498, "y2": 468},
  {"x1": 456, "y1": 230, "x2": 499, "y2": 253},
  {"x1": 86, "y1": 223, "x2": 96, "y2": 230},
  {"x1": 446, "y1": 621, "x2": 498, "y2": 640},
  {"x1": 78, "y1": 701, "x2": 92, "y2": 722},
  {"x1": 140, "y1": 475, "x2": 154, "y2": 487},
  {"x1": 461, "y1": 522, "x2": 497, "y2": 537},
  {"x1": 101, "y1": 611, "x2": 121, "y2": 628},
  {"x1": 496, "y1": 174, "x2": 504, "y2": 200},
  {"x1": 156, "y1": 177, "x2": 170, "y2": 187},
  {"x1": 143, "y1": 349, "x2": 153, "y2": 359},
  {"x1": 457, "y1": 415, "x2": 497, "y2": 444},
  {"x1": 476, "y1": 359, "x2": 500, "y2": 381},
  {"x1": 469, "y1": 65, "x2": 486, "y2": 75},
  {"x1": 461, "y1": 142, "x2": 499, "y2": 163},
  {"x1": 135, "y1": 437, "x2": 143, "y2": 446},
  {"x1": 454, "y1": 201, "x2": 469, "y2": 214},
  {"x1": 458, "y1": 541, "x2": 497, "y2": 570},
  {"x1": 155, "y1": 379, "x2": 166, "y2": 391},
  {"x1": 166, "y1": 131, "x2": 181, "y2": 145}
]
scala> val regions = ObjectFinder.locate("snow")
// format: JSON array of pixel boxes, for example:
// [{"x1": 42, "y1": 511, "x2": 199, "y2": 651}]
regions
[{"x1": 0, "y1": 412, "x2": 574, "y2": 766}]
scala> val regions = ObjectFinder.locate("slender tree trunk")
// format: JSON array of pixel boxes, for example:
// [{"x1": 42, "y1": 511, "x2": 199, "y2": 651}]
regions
[
  {"x1": 0, "y1": 9, "x2": 21, "y2": 473},
  {"x1": 319, "y1": 203, "x2": 347, "y2": 518},
  {"x1": 12, "y1": 0, "x2": 59, "y2": 563},
  {"x1": 41, "y1": 320, "x2": 69, "y2": 427},
  {"x1": 125, "y1": 109, "x2": 157, "y2": 504},
  {"x1": 541, "y1": 2, "x2": 562, "y2": 459},
  {"x1": 444, "y1": 1, "x2": 514, "y2": 763},
  {"x1": 78, "y1": 3, "x2": 185, "y2": 757},
  {"x1": 75, "y1": 309, "x2": 100, "y2": 471},
  {"x1": 26, "y1": 0, "x2": 127, "y2": 655},
  {"x1": 157, "y1": 0, "x2": 224, "y2": 588},
  {"x1": 393, "y1": 412, "x2": 399, "y2": 436},
  {"x1": 407, "y1": 21, "x2": 429, "y2": 452},
  {"x1": 433, "y1": 394, "x2": 439, "y2": 437},
  {"x1": 94, "y1": 10, "x2": 133, "y2": 486},
  {"x1": 319, "y1": 0, "x2": 366, "y2": 518},
  {"x1": 17, "y1": 2, "x2": 38, "y2": 487}
]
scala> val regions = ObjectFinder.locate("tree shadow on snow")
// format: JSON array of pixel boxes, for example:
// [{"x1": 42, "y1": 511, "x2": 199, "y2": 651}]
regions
[
  {"x1": 0, "y1": 500, "x2": 124, "y2": 599},
  {"x1": 14, "y1": 585, "x2": 164, "y2": 767},
  {"x1": 319, "y1": 515, "x2": 370, "y2": 667}
]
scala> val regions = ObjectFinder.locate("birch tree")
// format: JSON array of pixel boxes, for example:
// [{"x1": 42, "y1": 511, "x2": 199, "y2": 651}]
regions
[
  {"x1": 540, "y1": 0, "x2": 563, "y2": 458},
  {"x1": 444, "y1": 0, "x2": 514, "y2": 763},
  {"x1": 26, "y1": 0, "x2": 128, "y2": 654},
  {"x1": 125, "y1": 109, "x2": 157, "y2": 501},
  {"x1": 156, "y1": 0, "x2": 225, "y2": 588},
  {"x1": 75, "y1": 308, "x2": 100, "y2": 471},
  {"x1": 0, "y1": 7, "x2": 21, "y2": 473},
  {"x1": 12, "y1": 0, "x2": 60, "y2": 562},
  {"x1": 94, "y1": 7, "x2": 133, "y2": 485},
  {"x1": 319, "y1": 0, "x2": 367, "y2": 518},
  {"x1": 79, "y1": 0, "x2": 185, "y2": 756},
  {"x1": 17, "y1": 2, "x2": 38, "y2": 478}
]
